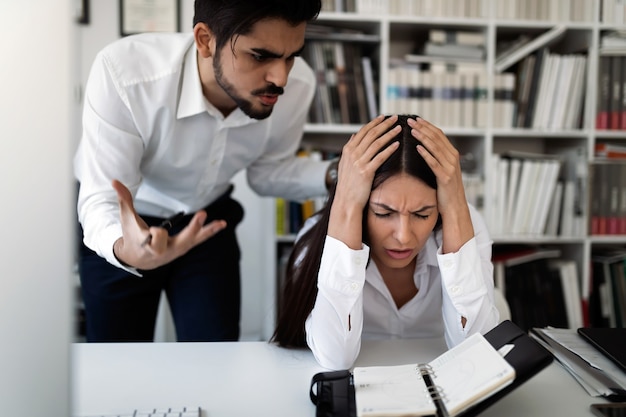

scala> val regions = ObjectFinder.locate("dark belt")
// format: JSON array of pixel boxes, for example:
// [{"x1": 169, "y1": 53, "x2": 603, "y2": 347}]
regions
[{"x1": 142, "y1": 184, "x2": 243, "y2": 233}]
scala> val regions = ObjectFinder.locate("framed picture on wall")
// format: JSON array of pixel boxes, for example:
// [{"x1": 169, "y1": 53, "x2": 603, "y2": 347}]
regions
[
  {"x1": 119, "y1": 0, "x2": 180, "y2": 37},
  {"x1": 75, "y1": 0, "x2": 89, "y2": 24}
]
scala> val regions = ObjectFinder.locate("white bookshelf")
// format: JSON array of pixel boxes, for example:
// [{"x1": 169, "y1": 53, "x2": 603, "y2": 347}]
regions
[{"x1": 267, "y1": 0, "x2": 626, "y2": 334}]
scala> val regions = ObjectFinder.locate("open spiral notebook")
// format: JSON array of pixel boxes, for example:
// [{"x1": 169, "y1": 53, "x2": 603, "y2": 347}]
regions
[
  {"x1": 310, "y1": 320, "x2": 554, "y2": 417},
  {"x1": 352, "y1": 333, "x2": 515, "y2": 417}
]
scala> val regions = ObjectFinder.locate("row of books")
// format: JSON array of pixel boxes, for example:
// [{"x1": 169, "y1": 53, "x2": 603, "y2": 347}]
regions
[
  {"x1": 495, "y1": 0, "x2": 594, "y2": 22},
  {"x1": 394, "y1": 29, "x2": 586, "y2": 130},
  {"x1": 335, "y1": 0, "x2": 487, "y2": 17},
  {"x1": 596, "y1": 55, "x2": 626, "y2": 130},
  {"x1": 601, "y1": 0, "x2": 626, "y2": 24},
  {"x1": 324, "y1": 1, "x2": 623, "y2": 28},
  {"x1": 386, "y1": 65, "x2": 491, "y2": 129},
  {"x1": 590, "y1": 250, "x2": 626, "y2": 329},
  {"x1": 275, "y1": 197, "x2": 321, "y2": 237},
  {"x1": 323, "y1": 0, "x2": 597, "y2": 21},
  {"x1": 488, "y1": 148, "x2": 587, "y2": 238},
  {"x1": 303, "y1": 39, "x2": 377, "y2": 125},
  {"x1": 513, "y1": 49, "x2": 587, "y2": 130},
  {"x1": 495, "y1": 244, "x2": 626, "y2": 332},
  {"x1": 589, "y1": 158, "x2": 626, "y2": 235},
  {"x1": 493, "y1": 246, "x2": 583, "y2": 332},
  {"x1": 489, "y1": 153, "x2": 561, "y2": 237}
]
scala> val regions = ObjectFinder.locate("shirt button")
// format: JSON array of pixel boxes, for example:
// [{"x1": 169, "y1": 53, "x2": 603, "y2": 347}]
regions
[
  {"x1": 350, "y1": 282, "x2": 358, "y2": 291},
  {"x1": 443, "y1": 260, "x2": 454, "y2": 269},
  {"x1": 450, "y1": 285, "x2": 461, "y2": 294},
  {"x1": 354, "y1": 257, "x2": 362, "y2": 266}
]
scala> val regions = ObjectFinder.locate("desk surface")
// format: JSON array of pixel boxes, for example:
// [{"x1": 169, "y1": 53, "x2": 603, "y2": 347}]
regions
[{"x1": 72, "y1": 338, "x2": 605, "y2": 416}]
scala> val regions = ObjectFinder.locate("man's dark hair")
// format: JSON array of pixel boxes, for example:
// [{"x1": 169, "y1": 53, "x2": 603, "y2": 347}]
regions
[{"x1": 193, "y1": 0, "x2": 322, "y2": 50}]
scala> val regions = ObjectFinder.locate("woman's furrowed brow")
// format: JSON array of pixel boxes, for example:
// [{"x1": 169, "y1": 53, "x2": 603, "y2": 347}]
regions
[{"x1": 370, "y1": 201, "x2": 436, "y2": 213}]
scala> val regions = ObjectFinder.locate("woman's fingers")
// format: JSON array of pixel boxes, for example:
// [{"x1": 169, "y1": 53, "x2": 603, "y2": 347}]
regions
[
  {"x1": 343, "y1": 115, "x2": 400, "y2": 171},
  {"x1": 410, "y1": 117, "x2": 459, "y2": 174}
]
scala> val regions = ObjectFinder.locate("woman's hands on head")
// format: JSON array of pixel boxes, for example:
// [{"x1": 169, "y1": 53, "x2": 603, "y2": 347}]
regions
[
  {"x1": 335, "y1": 115, "x2": 400, "y2": 209},
  {"x1": 328, "y1": 115, "x2": 400, "y2": 249},
  {"x1": 408, "y1": 117, "x2": 474, "y2": 252}
]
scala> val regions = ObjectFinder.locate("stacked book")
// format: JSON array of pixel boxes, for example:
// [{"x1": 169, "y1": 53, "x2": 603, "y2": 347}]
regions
[{"x1": 389, "y1": 29, "x2": 490, "y2": 128}]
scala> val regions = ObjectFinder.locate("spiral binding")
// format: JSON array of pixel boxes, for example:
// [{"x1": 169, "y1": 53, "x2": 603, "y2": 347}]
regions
[{"x1": 416, "y1": 363, "x2": 450, "y2": 416}]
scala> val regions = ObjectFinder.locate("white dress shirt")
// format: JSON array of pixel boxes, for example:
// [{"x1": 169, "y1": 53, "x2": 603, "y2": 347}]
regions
[
  {"x1": 74, "y1": 33, "x2": 329, "y2": 270},
  {"x1": 305, "y1": 204, "x2": 500, "y2": 370}
]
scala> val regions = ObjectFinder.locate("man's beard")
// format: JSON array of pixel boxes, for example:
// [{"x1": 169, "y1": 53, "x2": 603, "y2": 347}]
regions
[{"x1": 213, "y1": 52, "x2": 284, "y2": 120}]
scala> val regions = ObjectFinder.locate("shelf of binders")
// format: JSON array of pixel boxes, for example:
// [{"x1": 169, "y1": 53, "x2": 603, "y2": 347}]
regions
[{"x1": 269, "y1": 0, "x2": 626, "y2": 331}]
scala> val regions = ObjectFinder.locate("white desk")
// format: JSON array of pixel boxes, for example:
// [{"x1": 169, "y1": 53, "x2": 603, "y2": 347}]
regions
[{"x1": 72, "y1": 338, "x2": 606, "y2": 416}]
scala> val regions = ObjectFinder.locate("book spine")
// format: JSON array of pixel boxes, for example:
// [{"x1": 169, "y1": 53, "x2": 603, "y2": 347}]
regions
[
  {"x1": 621, "y1": 56, "x2": 626, "y2": 130},
  {"x1": 475, "y1": 72, "x2": 488, "y2": 128},
  {"x1": 461, "y1": 72, "x2": 476, "y2": 128},
  {"x1": 609, "y1": 163, "x2": 621, "y2": 234},
  {"x1": 361, "y1": 56, "x2": 378, "y2": 119},
  {"x1": 619, "y1": 163, "x2": 626, "y2": 234},
  {"x1": 589, "y1": 163, "x2": 602, "y2": 235},
  {"x1": 611, "y1": 55, "x2": 622, "y2": 130},
  {"x1": 597, "y1": 55, "x2": 611, "y2": 129}
]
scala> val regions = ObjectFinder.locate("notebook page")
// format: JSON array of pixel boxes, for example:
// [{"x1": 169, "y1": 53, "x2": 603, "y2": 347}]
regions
[
  {"x1": 353, "y1": 364, "x2": 437, "y2": 417},
  {"x1": 428, "y1": 333, "x2": 516, "y2": 416}
]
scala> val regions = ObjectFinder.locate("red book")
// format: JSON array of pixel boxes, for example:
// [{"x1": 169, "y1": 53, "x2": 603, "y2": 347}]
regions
[
  {"x1": 595, "y1": 143, "x2": 626, "y2": 159},
  {"x1": 580, "y1": 298, "x2": 590, "y2": 328}
]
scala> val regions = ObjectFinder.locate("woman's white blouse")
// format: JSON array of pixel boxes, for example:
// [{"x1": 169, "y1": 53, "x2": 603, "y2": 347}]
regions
[{"x1": 305, "y1": 204, "x2": 500, "y2": 370}]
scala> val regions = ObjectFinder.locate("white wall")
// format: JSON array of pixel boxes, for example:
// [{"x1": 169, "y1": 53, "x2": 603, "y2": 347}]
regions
[
  {"x1": 77, "y1": 1, "x2": 275, "y2": 341},
  {"x1": 0, "y1": 1, "x2": 73, "y2": 416}
]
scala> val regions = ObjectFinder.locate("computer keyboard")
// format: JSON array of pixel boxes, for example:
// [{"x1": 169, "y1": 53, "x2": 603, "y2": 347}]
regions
[{"x1": 80, "y1": 406, "x2": 201, "y2": 417}]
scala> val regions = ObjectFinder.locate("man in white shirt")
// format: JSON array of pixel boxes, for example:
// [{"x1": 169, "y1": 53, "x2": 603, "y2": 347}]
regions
[{"x1": 74, "y1": 0, "x2": 331, "y2": 342}]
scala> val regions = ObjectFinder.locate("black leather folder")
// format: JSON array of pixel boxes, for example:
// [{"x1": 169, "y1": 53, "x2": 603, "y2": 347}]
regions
[
  {"x1": 462, "y1": 320, "x2": 554, "y2": 416},
  {"x1": 310, "y1": 320, "x2": 553, "y2": 417},
  {"x1": 578, "y1": 327, "x2": 626, "y2": 373}
]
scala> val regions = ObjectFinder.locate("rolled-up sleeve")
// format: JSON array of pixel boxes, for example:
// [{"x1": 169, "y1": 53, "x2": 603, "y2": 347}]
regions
[{"x1": 305, "y1": 236, "x2": 370, "y2": 370}]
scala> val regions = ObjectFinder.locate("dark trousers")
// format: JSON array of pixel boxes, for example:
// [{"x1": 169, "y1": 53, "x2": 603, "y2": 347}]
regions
[{"x1": 78, "y1": 190, "x2": 244, "y2": 342}]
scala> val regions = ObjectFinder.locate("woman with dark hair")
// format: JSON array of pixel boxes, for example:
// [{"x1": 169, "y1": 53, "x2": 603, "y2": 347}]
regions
[{"x1": 272, "y1": 115, "x2": 499, "y2": 370}]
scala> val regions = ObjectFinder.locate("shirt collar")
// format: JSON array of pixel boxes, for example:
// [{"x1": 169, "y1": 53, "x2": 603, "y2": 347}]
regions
[
  {"x1": 176, "y1": 44, "x2": 258, "y2": 127},
  {"x1": 177, "y1": 45, "x2": 206, "y2": 119}
]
